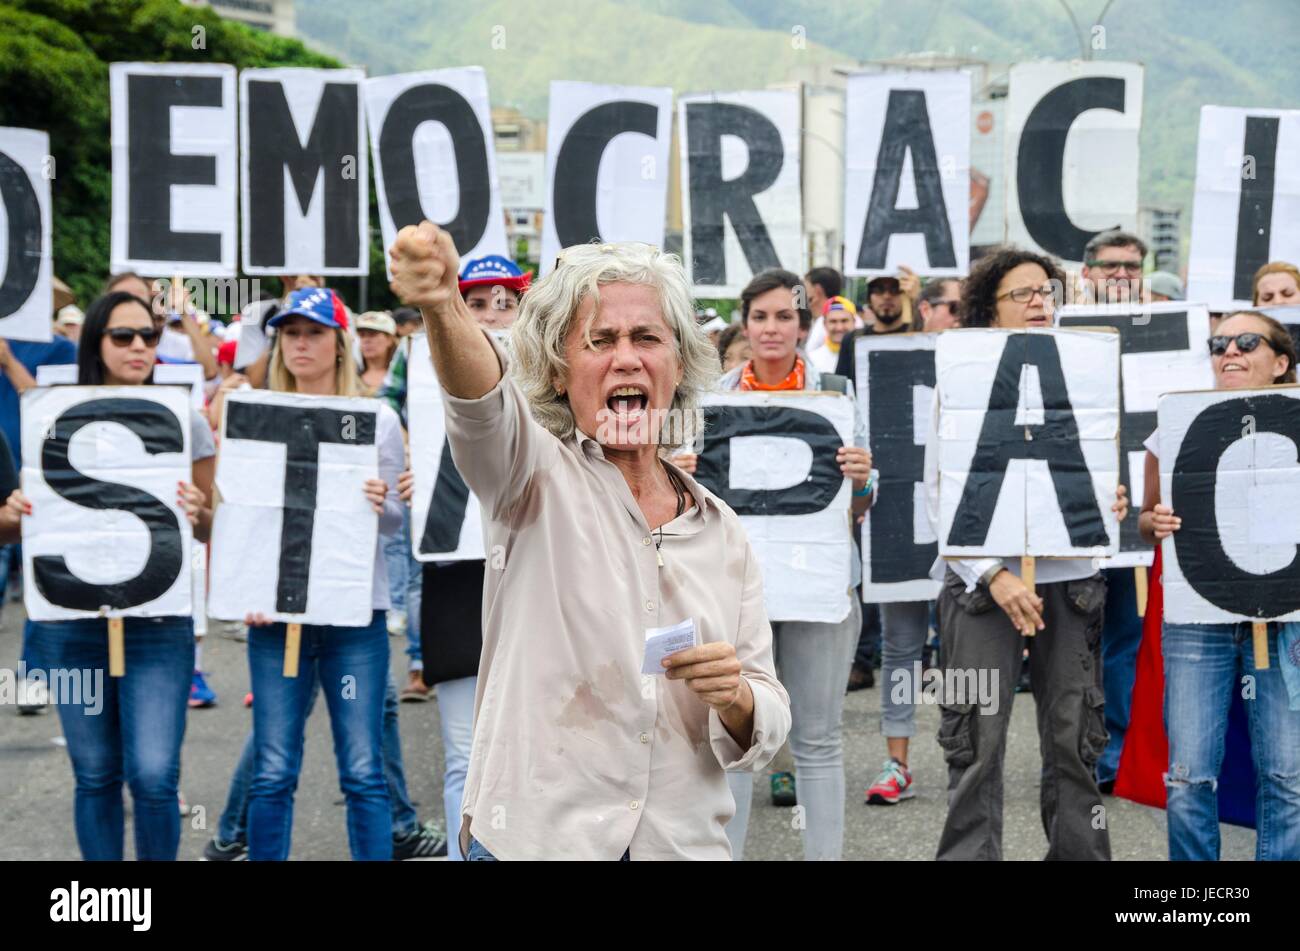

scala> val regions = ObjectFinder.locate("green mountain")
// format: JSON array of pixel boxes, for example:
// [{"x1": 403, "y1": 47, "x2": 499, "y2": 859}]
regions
[{"x1": 297, "y1": 0, "x2": 1300, "y2": 245}]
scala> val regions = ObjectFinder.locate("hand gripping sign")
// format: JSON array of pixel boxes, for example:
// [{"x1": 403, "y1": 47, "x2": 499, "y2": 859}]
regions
[
  {"x1": 21, "y1": 386, "x2": 194, "y2": 675},
  {"x1": 695, "y1": 391, "x2": 856, "y2": 624},
  {"x1": 209, "y1": 390, "x2": 380, "y2": 675},
  {"x1": 1158, "y1": 385, "x2": 1300, "y2": 668},
  {"x1": 936, "y1": 328, "x2": 1122, "y2": 595}
]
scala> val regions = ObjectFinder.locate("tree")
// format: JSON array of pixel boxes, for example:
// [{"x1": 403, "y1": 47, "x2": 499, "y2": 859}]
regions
[{"x1": 0, "y1": 0, "x2": 398, "y2": 312}]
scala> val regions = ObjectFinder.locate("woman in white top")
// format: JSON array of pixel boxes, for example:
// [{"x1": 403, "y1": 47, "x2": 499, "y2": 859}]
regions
[
  {"x1": 1138, "y1": 309, "x2": 1300, "y2": 861},
  {"x1": 240, "y1": 287, "x2": 405, "y2": 861}
]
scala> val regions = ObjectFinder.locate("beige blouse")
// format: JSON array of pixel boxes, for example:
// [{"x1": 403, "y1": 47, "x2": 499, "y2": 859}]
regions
[{"x1": 443, "y1": 333, "x2": 790, "y2": 860}]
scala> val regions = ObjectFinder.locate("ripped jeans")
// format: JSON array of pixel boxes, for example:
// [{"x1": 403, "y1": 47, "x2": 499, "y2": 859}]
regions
[{"x1": 1163, "y1": 622, "x2": 1300, "y2": 861}]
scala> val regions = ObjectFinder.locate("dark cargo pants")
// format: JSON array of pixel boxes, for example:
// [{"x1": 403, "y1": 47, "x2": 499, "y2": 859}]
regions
[{"x1": 935, "y1": 568, "x2": 1111, "y2": 861}]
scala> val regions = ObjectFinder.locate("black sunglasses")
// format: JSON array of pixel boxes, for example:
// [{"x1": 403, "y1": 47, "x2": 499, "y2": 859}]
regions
[
  {"x1": 106, "y1": 326, "x2": 162, "y2": 348},
  {"x1": 1208, "y1": 332, "x2": 1273, "y2": 356}
]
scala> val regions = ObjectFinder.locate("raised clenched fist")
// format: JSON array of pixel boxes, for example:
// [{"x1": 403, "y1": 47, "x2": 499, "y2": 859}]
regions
[{"x1": 388, "y1": 220, "x2": 461, "y2": 313}]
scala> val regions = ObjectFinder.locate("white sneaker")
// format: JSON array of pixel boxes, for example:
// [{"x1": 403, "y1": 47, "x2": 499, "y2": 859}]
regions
[
  {"x1": 17, "y1": 676, "x2": 48, "y2": 715},
  {"x1": 387, "y1": 611, "x2": 408, "y2": 638}
]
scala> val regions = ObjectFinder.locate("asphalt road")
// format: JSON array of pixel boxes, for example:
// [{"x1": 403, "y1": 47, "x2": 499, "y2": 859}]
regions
[{"x1": 0, "y1": 604, "x2": 1257, "y2": 861}]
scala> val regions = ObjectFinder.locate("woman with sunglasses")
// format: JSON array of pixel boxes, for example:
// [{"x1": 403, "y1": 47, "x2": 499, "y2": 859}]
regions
[
  {"x1": 240, "y1": 287, "x2": 405, "y2": 861},
  {"x1": 1139, "y1": 310, "x2": 1299, "y2": 861},
  {"x1": 0, "y1": 290, "x2": 214, "y2": 860}
]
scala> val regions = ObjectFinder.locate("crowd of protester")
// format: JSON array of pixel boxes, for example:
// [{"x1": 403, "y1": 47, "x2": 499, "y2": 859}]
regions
[{"x1": 2, "y1": 223, "x2": 1298, "y2": 861}]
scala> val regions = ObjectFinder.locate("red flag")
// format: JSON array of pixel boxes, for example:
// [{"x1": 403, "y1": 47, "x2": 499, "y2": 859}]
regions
[{"x1": 1114, "y1": 548, "x2": 1168, "y2": 807}]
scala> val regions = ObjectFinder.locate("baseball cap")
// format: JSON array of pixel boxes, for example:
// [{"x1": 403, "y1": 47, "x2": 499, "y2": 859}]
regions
[
  {"x1": 458, "y1": 255, "x2": 531, "y2": 295},
  {"x1": 356, "y1": 311, "x2": 397, "y2": 336},
  {"x1": 866, "y1": 275, "x2": 901, "y2": 293},
  {"x1": 1147, "y1": 271, "x2": 1184, "y2": 301},
  {"x1": 55, "y1": 304, "x2": 84, "y2": 328},
  {"x1": 823, "y1": 295, "x2": 858, "y2": 317},
  {"x1": 267, "y1": 287, "x2": 349, "y2": 331}
]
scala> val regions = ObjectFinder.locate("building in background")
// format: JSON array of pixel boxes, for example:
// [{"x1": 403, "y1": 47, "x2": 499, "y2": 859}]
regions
[
  {"x1": 492, "y1": 107, "x2": 546, "y2": 264},
  {"x1": 780, "y1": 54, "x2": 1011, "y2": 272},
  {"x1": 183, "y1": 0, "x2": 296, "y2": 35},
  {"x1": 1139, "y1": 205, "x2": 1181, "y2": 273}
]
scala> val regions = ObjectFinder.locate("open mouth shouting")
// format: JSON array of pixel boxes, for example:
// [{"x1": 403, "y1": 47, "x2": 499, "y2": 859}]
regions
[{"x1": 605, "y1": 384, "x2": 649, "y2": 421}]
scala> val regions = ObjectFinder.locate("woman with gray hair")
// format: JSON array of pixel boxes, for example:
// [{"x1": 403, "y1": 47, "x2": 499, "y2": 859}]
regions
[{"x1": 388, "y1": 222, "x2": 791, "y2": 860}]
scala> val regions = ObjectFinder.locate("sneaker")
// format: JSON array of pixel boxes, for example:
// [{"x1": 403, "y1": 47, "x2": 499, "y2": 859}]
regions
[
  {"x1": 865, "y1": 758, "x2": 915, "y2": 805},
  {"x1": 189, "y1": 670, "x2": 218, "y2": 708},
  {"x1": 387, "y1": 611, "x2": 408, "y2": 638},
  {"x1": 17, "y1": 676, "x2": 49, "y2": 715},
  {"x1": 178, "y1": 791, "x2": 189, "y2": 816},
  {"x1": 769, "y1": 771, "x2": 797, "y2": 807},
  {"x1": 393, "y1": 819, "x2": 448, "y2": 860},
  {"x1": 847, "y1": 663, "x2": 874, "y2": 692},
  {"x1": 243, "y1": 692, "x2": 253, "y2": 708},
  {"x1": 400, "y1": 670, "x2": 431, "y2": 703},
  {"x1": 203, "y1": 836, "x2": 249, "y2": 861}
]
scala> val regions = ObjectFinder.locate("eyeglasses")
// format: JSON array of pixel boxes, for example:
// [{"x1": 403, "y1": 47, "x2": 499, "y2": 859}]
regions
[
  {"x1": 933, "y1": 300, "x2": 961, "y2": 313},
  {"x1": 1086, "y1": 260, "x2": 1143, "y2": 274},
  {"x1": 1208, "y1": 332, "x2": 1274, "y2": 356},
  {"x1": 106, "y1": 327, "x2": 162, "y2": 348},
  {"x1": 996, "y1": 285, "x2": 1056, "y2": 304}
]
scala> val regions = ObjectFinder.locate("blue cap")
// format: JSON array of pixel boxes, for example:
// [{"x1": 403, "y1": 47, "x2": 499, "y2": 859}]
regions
[
  {"x1": 267, "y1": 287, "x2": 349, "y2": 331},
  {"x1": 458, "y1": 255, "x2": 531, "y2": 294}
]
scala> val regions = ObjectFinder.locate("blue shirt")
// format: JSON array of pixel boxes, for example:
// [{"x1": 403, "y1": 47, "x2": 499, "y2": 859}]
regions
[{"x1": 1, "y1": 337, "x2": 78, "y2": 468}]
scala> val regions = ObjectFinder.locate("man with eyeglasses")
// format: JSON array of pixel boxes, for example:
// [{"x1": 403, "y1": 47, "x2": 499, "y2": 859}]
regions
[
  {"x1": 1077, "y1": 229, "x2": 1149, "y2": 794},
  {"x1": 1080, "y1": 230, "x2": 1147, "y2": 305}
]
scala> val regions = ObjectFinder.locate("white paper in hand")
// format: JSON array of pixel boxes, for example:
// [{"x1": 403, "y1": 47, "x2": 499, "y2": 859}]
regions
[{"x1": 642, "y1": 618, "x2": 698, "y2": 676}]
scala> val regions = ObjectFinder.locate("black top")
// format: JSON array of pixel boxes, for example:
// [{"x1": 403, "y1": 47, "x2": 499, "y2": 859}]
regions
[
  {"x1": 833, "y1": 322, "x2": 909, "y2": 383},
  {"x1": 419, "y1": 560, "x2": 485, "y2": 686}
]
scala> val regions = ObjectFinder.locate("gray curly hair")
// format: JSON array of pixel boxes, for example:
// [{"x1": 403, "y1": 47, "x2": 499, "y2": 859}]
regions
[{"x1": 509, "y1": 242, "x2": 718, "y2": 450}]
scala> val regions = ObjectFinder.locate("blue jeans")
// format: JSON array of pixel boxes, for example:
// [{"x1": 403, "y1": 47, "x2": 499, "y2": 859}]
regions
[
  {"x1": 31, "y1": 615, "x2": 193, "y2": 861},
  {"x1": 437, "y1": 675, "x2": 477, "y2": 860},
  {"x1": 247, "y1": 611, "x2": 392, "y2": 860},
  {"x1": 218, "y1": 667, "x2": 420, "y2": 844},
  {"x1": 382, "y1": 668, "x2": 420, "y2": 837},
  {"x1": 880, "y1": 601, "x2": 931, "y2": 738},
  {"x1": 403, "y1": 509, "x2": 422, "y2": 670},
  {"x1": 1098, "y1": 566, "x2": 1143, "y2": 784},
  {"x1": 384, "y1": 515, "x2": 410, "y2": 618},
  {"x1": 1164, "y1": 622, "x2": 1300, "y2": 861}
]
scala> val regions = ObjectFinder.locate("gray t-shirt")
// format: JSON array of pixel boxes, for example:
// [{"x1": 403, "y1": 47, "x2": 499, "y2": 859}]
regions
[{"x1": 190, "y1": 408, "x2": 216, "y2": 461}]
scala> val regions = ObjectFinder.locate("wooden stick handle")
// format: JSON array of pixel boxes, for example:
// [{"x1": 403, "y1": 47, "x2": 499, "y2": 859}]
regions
[
  {"x1": 1020, "y1": 556, "x2": 1035, "y2": 593},
  {"x1": 1253, "y1": 621, "x2": 1270, "y2": 670},
  {"x1": 1135, "y1": 566, "x2": 1149, "y2": 618},
  {"x1": 284, "y1": 623, "x2": 302, "y2": 678},
  {"x1": 108, "y1": 617, "x2": 125, "y2": 678}
]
